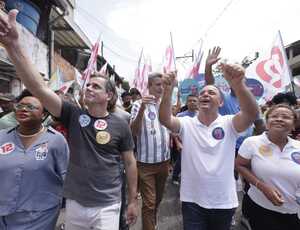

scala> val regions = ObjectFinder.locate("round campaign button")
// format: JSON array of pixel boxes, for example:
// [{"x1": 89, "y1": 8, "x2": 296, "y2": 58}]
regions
[
  {"x1": 148, "y1": 111, "x2": 156, "y2": 121},
  {"x1": 79, "y1": 114, "x2": 91, "y2": 127},
  {"x1": 96, "y1": 131, "x2": 111, "y2": 145},
  {"x1": 258, "y1": 145, "x2": 272, "y2": 157},
  {"x1": 94, "y1": 119, "x2": 108, "y2": 131},
  {"x1": 291, "y1": 152, "x2": 300, "y2": 165},
  {"x1": 0, "y1": 142, "x2": 15, "y2": 155},
  {"x1": 212, "y1": 127, "x2": 225, "y2": 140}
]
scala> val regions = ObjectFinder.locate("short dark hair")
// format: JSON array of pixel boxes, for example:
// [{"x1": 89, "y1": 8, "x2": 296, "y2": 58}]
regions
[
  {"x1": 90, "y1": 74, "x2": 117, "y2": 112},
  {"x1": 129, "y1": 88, "x2": 141, "y2": 96},
  {"x1": 15, "y1": 89, "x2": 48, "y2": 114},
  {"x1": 265, "y1": 104, "x2": 297, "y2": 122},
  {"x1": 90, "y1": 74, "x2": 115, "y2": 94},
  {"x1": 15, "y1": 89, "x2": 33, "y2": 102},
  {"x1": 271, "y1": 92, "x2": 297, "y2": 106},
  {"x1": 121, "y1": 91, "x2": 131, "y2": 99}
]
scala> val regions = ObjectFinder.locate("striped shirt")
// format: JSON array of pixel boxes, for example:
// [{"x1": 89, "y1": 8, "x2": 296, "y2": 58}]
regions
[{"x1": 131, "y1": 100, "x2": 170, "y2": 163}]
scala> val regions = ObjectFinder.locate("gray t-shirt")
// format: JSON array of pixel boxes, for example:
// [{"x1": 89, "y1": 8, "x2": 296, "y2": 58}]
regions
[{"x1": 59, "y1": 102, "x2": 134, "y2": 207}]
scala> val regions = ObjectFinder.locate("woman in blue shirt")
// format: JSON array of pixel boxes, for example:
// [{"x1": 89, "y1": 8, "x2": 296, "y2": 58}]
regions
[{"x1": 0, "y1": 90, "x2": 69, "y2": 230}]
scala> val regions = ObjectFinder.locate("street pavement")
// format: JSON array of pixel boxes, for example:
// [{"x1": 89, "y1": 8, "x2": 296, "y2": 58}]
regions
[{"x1": 56, "y1": 175, "x2": 249, "y2": 230}]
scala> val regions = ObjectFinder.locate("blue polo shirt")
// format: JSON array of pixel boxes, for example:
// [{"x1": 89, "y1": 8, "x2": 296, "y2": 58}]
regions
[
  {"x1": 0, "y1": 127, "x2": 69, "y2": 215},
  {"x1": 219, "y1": 92, "x2": 254, "y2": 149}
]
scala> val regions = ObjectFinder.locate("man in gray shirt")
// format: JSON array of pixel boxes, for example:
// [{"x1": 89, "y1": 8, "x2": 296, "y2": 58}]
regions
[{"x1": 0, "y1": 9, "x2": 138, "y2": 230}]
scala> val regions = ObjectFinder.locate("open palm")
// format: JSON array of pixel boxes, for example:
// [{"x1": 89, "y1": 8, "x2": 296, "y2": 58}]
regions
[{"x1": 206, "y1": 46, "x2": 221, "y2": 66}]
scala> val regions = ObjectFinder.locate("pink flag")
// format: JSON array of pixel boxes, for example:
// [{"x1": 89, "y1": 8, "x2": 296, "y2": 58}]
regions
[
  {"x1": 133, "y1": 49, "x2": 152, "y2": 96},
  {"x1": 80, "y1": 38, "x2": 101, "y2": 89},
  {"x1": 59, "y1": 80, "x2": 74, "y2": 94},
  {"x1": 162, "y1": 45, "x2": 176, "y2": 73},
  {"x1": 246, "y1": 31, "x2": 292, "y2": 104},
  {"x1": 140, "y1": 56, "x2": 152, "y2": 95},
  {"x1": 98, "y1": 62, "x2": 108, "y2": 77},
  {"x1": 133, "y1": 49, "x2": 143, "y2": 88},
  {"x1": 187, "y1": 48, "x2": 204, "y2": 79}
]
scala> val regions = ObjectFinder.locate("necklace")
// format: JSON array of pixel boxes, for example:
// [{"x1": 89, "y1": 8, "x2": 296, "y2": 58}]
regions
[{"x1": 18, "y1": 126, "x2": 45, "y2": 138}]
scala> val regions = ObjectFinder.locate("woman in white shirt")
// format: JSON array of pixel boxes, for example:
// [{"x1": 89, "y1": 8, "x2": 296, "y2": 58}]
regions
[{"x1": 235, "y1": 104, "x2": 300, "y2": 230}]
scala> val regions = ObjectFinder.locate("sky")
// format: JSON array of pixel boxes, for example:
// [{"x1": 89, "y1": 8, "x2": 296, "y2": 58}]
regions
[{"x1": 74, "y1": 0, "x2": 300, "y2": 83}]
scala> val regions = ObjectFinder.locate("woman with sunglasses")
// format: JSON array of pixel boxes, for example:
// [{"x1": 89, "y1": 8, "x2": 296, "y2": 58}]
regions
[
  {"x1": 235, "y1": 104, "x2": 300, "y2": 230},
  {"x1": 0, "y1": 90, "x2": 69, "y2": 230}
]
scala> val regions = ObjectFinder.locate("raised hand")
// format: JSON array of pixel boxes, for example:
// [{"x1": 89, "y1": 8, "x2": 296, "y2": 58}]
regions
[
  {"x1": 141, "y1": 95, "x2": 156, "y2": 106},
  {"x1": 220, "y1": 63, "x2": 245, "y2": 88},
  {"x1": 206, "y1": 46, "x2": 221, "y2": 67},
  {"x1": 162, "y1": 71, "x2": 177, "y2": 91},
  {"x1": 0, "y1": 9, "x2": 19, "y2": 47}
]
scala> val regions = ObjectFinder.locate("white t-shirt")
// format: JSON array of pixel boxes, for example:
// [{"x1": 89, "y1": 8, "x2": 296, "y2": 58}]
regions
[
  {"x1": 239, "y1": 132, "x2": 300, "y2": 214},
  {"x1": 178, "y1": 115, "x2": 239, "y2": 209}
]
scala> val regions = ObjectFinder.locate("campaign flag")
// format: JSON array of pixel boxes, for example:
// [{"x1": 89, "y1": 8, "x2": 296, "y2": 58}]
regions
[
  {"x1": 48, "y1": 68, "x2": 64, "y2": 91},
  {"x1": 98, "y1": 62, "x2": 108, "y2": 77},
  {"x1": 133, "y1": 48, "x2": 144, "y2": 89},
  {"x1": 162, "y1": 45, "x2": 176, "y2": 73},
  {"x1": 59, "y1": 80, "x2": 74, "y2": 94},
  {"x1": 133, "y1": 49, "x2": 152, "y2": 95},
  {"x1": 187, "y1": 44, "x2": 204, "y2": 79},
  {"x1": 139, "y1": 56, "x2": 152, "y2": 95},
  {"x1": 80, "y1": 38, "x2": 101, "y2": 89},
  {"x1": 245, "y1": 31, "x2": 292, "y2": 104}
]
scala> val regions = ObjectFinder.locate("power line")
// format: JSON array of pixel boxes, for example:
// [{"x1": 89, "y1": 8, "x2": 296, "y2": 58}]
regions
[
  {"x1": 76, "y1": 6, "x2": 144, "y2": 64},
  {"x1": 182, "y1": 0, "x2": 236, "y2": 56}
]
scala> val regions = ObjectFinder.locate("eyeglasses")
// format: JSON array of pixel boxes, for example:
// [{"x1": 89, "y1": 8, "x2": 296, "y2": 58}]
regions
[{"x1": 14, "y1": 103, "x2": 39, "y2": 111}]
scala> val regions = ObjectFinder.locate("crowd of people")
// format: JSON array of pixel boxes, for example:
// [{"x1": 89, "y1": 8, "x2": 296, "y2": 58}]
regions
[{"x1": 0, "y1": 9, "x2": 300, "y2": 230}]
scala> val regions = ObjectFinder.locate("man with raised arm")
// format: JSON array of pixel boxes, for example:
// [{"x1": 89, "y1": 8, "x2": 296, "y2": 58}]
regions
[
  {"x1": 0, "y1": 10, "x2": 138, "y2": 230},
  {"x1": 159, "y1": 64, "x2": 259, "y2": 230},
  {"x1": 130, "y1": 72, "x2": 170, "y2": 230}
]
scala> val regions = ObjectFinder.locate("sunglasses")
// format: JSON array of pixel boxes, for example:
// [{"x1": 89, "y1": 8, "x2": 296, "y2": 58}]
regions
[{"x1": 14, "y1": 103, "x2": 39, "y2": 111}]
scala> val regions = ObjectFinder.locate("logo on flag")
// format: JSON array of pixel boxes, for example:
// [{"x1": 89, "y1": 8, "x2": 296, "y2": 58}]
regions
[{"x1": 246, "y1": 31, "x2": 292, "y2": 104}]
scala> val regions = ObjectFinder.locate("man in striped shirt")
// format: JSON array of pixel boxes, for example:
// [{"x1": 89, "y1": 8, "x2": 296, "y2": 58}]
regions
[{"x1": 131, "y1": 73, "x2": 170, "y2": 230}]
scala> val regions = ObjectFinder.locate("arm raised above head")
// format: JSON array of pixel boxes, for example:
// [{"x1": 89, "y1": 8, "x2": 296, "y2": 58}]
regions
[
  {"x1": 0, "y1": 10, "x2": 62, "y2": 117},
  {"x1": 204, "y1": 46, "x2": 221, "y2": 85},
  {"x1": 159, "y1": 72, "x2": 180, "y2": 133},
  {"x1": 221, "y1": 63, "x2": 259, "y2": 132}
]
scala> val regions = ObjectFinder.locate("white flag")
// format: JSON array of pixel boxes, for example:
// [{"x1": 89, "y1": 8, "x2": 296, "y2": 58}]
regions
[
  {"x1": 162, "y1": 45, "x2": 176, "y2": 73},
  {"x1": 246, "y1": 31, "x2": 292, "y2": 104}
]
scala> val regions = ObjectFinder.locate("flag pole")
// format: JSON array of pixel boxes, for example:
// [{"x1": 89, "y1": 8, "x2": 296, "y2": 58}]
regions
[
  {"x1": 278, "y1": 30, "x2": 295, "y2": 96},
  {"x1": 170, "y1": 32, "x2": 177, "y2": 71}
]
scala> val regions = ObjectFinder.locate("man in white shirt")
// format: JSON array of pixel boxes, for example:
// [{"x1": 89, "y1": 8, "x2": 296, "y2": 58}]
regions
[{"x1": 159, "y1": 64, "x2": 258, "y2": 230}]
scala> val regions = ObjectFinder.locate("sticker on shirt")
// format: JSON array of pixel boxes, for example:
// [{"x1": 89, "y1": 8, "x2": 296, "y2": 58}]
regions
[
  {"x1": 94, "y1": 119, "x2": 108, "y2": 131},
  {"x1": 258, "y1": 145, "x2": 272, "y2": 157},
  {"x1": 212, "y1": 127, "x2": 225, "y2": 140},
  {"x1": 148, "y1": 111, "x2": 156, "y2": 121},
  {"x1": 291, "y1": 152, "x2": 300, "y2": 165},
  {"x1": 35, "y1": 143, "x2": 48, "y2": 161},
  {"x1": 0, "y1": 142, "x2": 15, "y2": 155},
  {"x1": 79, "y1": 114, "x2": 91, "y2": 127},
  {"x1": 96, "y1": 131, "x2": 111, "y2": 144}
]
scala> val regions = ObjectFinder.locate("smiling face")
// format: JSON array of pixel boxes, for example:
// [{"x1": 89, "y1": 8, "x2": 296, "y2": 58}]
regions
[
  {"x1": 84, "y1": 77, "x2": 112, "y2": 106},
  {"x1": 148, "y1": 74, "x2": 164, "y2": 99},
  {"x1": 266, "y1": 105, "x2": 296, "y2": 135},
  {"x1": 198, "y1": 85, "x2": 223, "y2": 112},
  {"x1": 14, "y1": 96, "x2": 44, "y2": 125}
]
